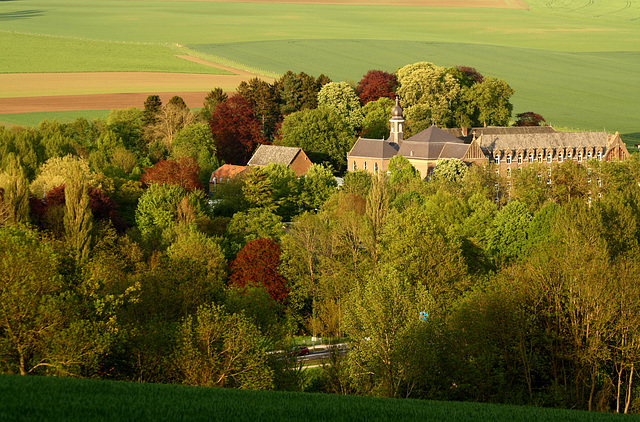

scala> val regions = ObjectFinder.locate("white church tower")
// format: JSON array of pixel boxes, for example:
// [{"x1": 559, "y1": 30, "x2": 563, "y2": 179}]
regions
[{"x1": 388, "y1": 97, "x2": 404, "y2": 144}]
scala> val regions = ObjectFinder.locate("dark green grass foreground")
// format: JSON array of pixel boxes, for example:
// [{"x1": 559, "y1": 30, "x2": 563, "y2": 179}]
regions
[{"x1": 0, "y1": 375, "x2": 635, "y2": 422}]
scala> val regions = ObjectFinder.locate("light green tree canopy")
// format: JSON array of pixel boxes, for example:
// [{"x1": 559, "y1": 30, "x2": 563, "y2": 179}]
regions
[
  {"x1": 30, "y1": 155, "x2": 94, "y2": 199},
  {"x1": 277, "y1": 107, "x2": 355, "y2": 173},
  {"x1": 361, "y1": 97, "x2": 394, "y2": 139},
  {"x1": 317, "y1": 81, "x2": 364, "y2": 131}
]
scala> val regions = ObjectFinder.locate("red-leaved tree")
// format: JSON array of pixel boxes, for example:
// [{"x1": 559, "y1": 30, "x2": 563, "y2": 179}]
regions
[
  {"x1": 209, "y1": 95, "x2": 267, "y2": 165},
  {"x1": 355, "y1": 70, "x2": 398, "y2": 106},
  {"x1": 30, "y1": 185, "x2": 127, "y2": 233},
  {"x1": 140, "y1": 156, "x2": 203, "y2": 191},
  {"x1": 515, "y1": 112, "x2": 546, "y2": 127},
  {"x1": 228, "y1": 238, "x2": 288, "y2": 303},
  {"x1": 456, "y1": 66, "x2": 484, "y2": 84}
]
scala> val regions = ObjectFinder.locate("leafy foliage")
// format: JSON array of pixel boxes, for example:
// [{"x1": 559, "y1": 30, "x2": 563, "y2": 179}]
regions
[
  {"x1": 355, "y1": 70, "x2": 397, "y2": 106},
  {"x1": 209, "y1": 95, "x2": 267, "y2": 165},
  {"x1": 229, "y1": 238, "x2": 289, "y2": 303}
]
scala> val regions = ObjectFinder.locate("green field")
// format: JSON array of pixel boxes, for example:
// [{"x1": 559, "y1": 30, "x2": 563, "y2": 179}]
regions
[
  {"x1": 0, "y1": 0, "x2": 638, "y2": 138},
  {"x1": 0, "y1": 374, "x2": 635, "y2": 422}
]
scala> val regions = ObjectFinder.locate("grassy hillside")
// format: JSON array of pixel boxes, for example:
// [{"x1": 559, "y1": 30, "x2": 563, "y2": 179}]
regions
[
  {"x1": 0, "y1": 374, "x2": 634, "y2": 422},
  {"x1": 0, "y1": 0, "x2": 638, "y2": 136}
]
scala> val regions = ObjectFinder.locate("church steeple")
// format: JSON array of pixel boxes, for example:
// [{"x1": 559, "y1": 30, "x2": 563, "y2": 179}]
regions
[{"x1": 389, "y1": 97, "x2": 404, "y2": 144}]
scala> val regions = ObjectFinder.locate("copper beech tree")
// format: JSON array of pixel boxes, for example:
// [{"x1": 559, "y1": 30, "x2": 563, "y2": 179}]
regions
[
  {"x1": 209, "y1": 95, "x2": 267, "y2": 165},
  {"x1": 140, "y1": 156, "x2": 203, "y2": 192},
  {"x1": 228, "y1": 238, "x2": 288, "y2": 303}
]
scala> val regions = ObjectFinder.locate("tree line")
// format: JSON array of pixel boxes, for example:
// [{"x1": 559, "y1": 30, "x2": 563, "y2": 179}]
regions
[{"x1": 2, "y1": 62, "x2": 637, "y2": 413}]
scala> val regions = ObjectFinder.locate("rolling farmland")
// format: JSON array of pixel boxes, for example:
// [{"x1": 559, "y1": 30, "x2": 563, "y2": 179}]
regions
[{"x1": 0, "y1": 0, "x2": 638, "y2": 140}]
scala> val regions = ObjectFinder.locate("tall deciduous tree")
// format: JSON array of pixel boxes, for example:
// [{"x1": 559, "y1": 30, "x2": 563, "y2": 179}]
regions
[
  {"x1": 469, "y1": 76, "x2": 514, "y2": 127},
  {"x1": 317, "y1": 82, "x2": 364, "y2": 131},
  {"x1": 140, "y1": 156, "x2": 203, "y2": 192},
  {"x1": 360, "y1": 97, "x2": 394, "y2": 139},
  {"x1": 172, "y1": 304, "x2": 273, "y2": 389},
  {"x1": 343, "y1": 267, "x2": 434, "y2": 398},
  {"x1": 355, "y1": 70, "x2": 397, "y2": 106},
  {"x1": 0, "y1": 154, "x2": 30, "y2": 226},
  {"x1": 64, "y1": 161, "x2": 94, "y2": 264},
  {"x1": 209, "y1": 95, "x2": 267, "y2": 165},
  {"x1": 229, "y1": 238, "x2": 289, "y2": 303},
  {"x1": 277, "y1": 107, "x2": 355, "y2": 173}
]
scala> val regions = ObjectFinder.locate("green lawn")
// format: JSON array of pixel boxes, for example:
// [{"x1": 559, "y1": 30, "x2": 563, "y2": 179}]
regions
[
  {"x1": 0, "y1": 374, "x2": 635, "y2": 422},
  {"x1": 0, "y1": 0, "x2": 638, "y2": 135}
]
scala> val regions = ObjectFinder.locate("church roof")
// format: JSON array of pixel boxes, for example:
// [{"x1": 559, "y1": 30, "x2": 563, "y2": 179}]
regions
[
  {"x1": 348, "y1": 138, "x2": 400, "y2": 159},
  {"x1": 398, "y1": 142, "x2": 469, "y2": 161},
  {"x1": 247, "y1": 144, "x2": 302, "y2": 167},
  {"x1": 397, "y1": 125, "x2": 469, "y2": 160},
  {"x1": 404, "y1": 125, "x2": 466, "y2": 144}
]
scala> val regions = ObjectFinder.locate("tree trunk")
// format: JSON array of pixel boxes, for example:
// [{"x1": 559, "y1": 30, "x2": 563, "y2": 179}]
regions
[{"x1": 625, "y1": 364, "x2": 634, "y2": 414}]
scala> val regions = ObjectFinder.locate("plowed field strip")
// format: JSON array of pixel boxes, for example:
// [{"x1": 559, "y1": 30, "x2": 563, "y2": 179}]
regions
[
  {"x1": 0, "y1": 92, "x2": 215, "y2": 114},
  {"x1": 0, "y1": 72, "x2": 272, "y2": 98}
]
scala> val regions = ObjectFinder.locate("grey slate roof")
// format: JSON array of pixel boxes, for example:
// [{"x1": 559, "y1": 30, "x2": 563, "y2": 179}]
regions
[
  {"x1": 348, "y1": 138, "x2": 400, "y2": 159},
  {"x1": 397, "y1": 125, "x2": 470, "y2": 160},
  {"x1": 477, "y1": 132, "x2": 609, "y2": 153},
  {"x1": 404, "y1": 125, "x2": 466, "y2": 144},
  {"x1": 247, "y1": 145, "x2": 301, "y2": 167}
]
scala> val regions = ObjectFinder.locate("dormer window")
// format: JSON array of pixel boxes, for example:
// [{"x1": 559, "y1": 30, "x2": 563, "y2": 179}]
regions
[
  {"x1": 518, "y1": 155, "x2": 522, "y2": 164},
  {"x1": 538, "y1": 153, "x2": 543, "y2": 163},
  {"x1": 578, "y1": 152, "x2": 583, "y2": 162},
  {"x1": 528, "y1": 154, "x2": 533, "y2": 163},
  {"x1": 597, "y1": 151, "x2": 602, "y2": 161},
  {"x1": 506, "y1": 155, "x2": 511, "y2": 164},
  {"x1": 547, "y1": 154, "x2": 552, "y2": 163},
  {"x1": 558, "y1": 153, "x2": 563, "y2": 162},
  {"x1": 587, "y1": 151, "x2": 592, "y2": 160}
]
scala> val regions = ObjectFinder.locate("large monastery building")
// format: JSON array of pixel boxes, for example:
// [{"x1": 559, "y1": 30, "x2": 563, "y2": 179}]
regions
[{"x1": 347, "y1": 99, "x2": 629, "y2": 180}]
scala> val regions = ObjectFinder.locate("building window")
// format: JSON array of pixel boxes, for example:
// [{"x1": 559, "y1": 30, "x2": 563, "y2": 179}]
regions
[
  {"x1": 494, "y1": 155, "x2": 500, "y2": 163},
  {"x1": 578, "y1": 152, "x2": 583, "y2": 162},
  {"x1": 597, "y1": 151, "x2": 602, "y2": 161},
  {"x1": 528, "y1": 154, "x2": 533, "y2": 163},
  {"x1": 588, "y1": 151, "x2": 592, "y2": 160},
  {"x1": 518, "y1": 155, "x2": 522, "y2": 164},
  {"x1": 547, "y1": 154, "x2": 552, "y2": 163},
  {"x1": 352, "y1": 161, "x2": 357, "y2": 171},
  {"x1": 506, "y1": 168, "x2": 511, "y2": 178},
  {"x1": 567, "y1": 152, "x2": 572, "y2": 160},
  {"x1": 374, "y1": 162, "x2": 378, "y2": 172},
  {"x1": 558, "y1": 153, "x2": 563, "y2": 162},
  {"x1": 506, "y1": 155, "x2": 511, "y2": 164},
  {"x1": 364, "y1": 161, "x2": 368, "y2": 170},
  {"x1": 538, "y1": 154, "x2": 543, "y2": 163}
]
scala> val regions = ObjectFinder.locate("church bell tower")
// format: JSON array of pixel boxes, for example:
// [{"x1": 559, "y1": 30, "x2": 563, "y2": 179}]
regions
[{"x1": 389, "y1": 97, "x2": 404, "y2": 144}]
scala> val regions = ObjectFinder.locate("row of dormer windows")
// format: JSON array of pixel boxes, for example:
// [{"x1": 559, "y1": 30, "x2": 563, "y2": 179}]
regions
[{"x1": 494, "y1": 150, "x2": 602, "y2": 164}]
